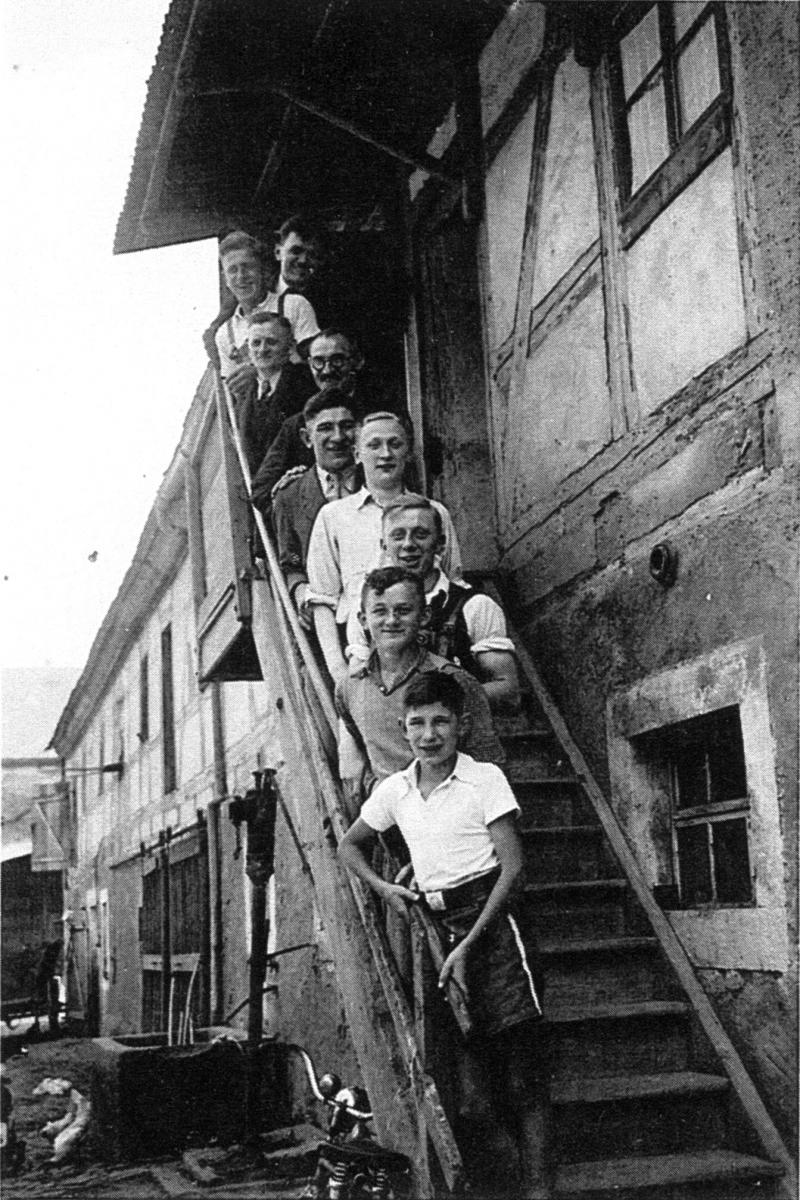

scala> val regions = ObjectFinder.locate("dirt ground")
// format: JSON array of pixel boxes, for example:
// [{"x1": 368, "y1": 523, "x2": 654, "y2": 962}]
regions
[{"x1": 1, "y1": 1026, "x2": 317, "y2": 1199}]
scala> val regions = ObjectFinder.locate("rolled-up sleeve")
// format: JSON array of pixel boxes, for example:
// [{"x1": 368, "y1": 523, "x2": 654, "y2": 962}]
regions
[
  {"x1": 307, "y1": 506, "x2": 342, "y2": 610},
  {"x1": 463, "y1": 595, "x2": 515, "y2": 656}
]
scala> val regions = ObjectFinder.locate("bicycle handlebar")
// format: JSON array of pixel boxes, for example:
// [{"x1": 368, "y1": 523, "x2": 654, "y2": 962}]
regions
[{"x1": 286, "y1": 1043, "x2": 373, "y2": 1121}]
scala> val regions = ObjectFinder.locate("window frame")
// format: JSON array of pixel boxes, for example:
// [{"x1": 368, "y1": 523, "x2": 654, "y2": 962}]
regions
[
  {"x1": 139, "y1": 654, "x2": 150, "y2": 744},
  {"x1": 609, "y1": 0, "x2": 732, "y2": 248},
  {"x1": 665, "y1": 707, "x2": 753, "y2": 908},
  {"x1": 160, "y1": 625, "x2": 177, "y2": 796}
]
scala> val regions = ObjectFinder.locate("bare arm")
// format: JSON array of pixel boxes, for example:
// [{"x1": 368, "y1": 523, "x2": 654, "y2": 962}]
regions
[
  {"x1": 437, "y1": 812, "x2": 523, "y2": 990},
  {"x1": 475, "y1": 649, "x2": 521, "y2": 711},
  {"x1": 339, "y1": 818, "x2": 419, "y2": 916}
]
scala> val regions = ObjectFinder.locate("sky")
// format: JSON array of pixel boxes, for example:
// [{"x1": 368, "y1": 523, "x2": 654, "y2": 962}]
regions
[{"x1": 0, "y1": 0, "x2": 218, "y2": 671}]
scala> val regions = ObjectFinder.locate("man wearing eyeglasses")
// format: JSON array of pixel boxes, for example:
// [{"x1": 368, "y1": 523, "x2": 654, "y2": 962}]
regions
[{"x1": 250, "y1": 328, "x2": 397, "y2": 517}]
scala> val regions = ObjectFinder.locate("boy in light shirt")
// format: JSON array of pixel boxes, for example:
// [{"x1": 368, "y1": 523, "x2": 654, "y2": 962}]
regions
[
  {"x1": 346, "y1": 495, "x2": 520, "y2": 710},
  {"x1": 339, "y1": 672, "x2": 551, "y2": 1199}
]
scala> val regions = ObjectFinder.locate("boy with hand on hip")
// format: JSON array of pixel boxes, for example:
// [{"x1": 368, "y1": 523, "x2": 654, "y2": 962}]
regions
[{"x1": 339, "y1": 672, "x2": 551, "y2": 1199}]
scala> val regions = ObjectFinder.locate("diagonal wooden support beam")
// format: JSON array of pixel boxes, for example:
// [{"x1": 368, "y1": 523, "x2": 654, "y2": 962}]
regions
[{"x1": 187, "y1": 79, "x2": 457, "y2": 184}]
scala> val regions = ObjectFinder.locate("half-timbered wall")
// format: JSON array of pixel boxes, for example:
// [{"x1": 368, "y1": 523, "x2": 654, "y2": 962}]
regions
[{"x1": 409, "y1": 0, "x2": 797, "y2": 1140}]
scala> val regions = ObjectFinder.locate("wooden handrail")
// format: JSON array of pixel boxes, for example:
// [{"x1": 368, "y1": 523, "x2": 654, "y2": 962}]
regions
[
  {"x1": 216, "y1": 371, "x2": 464, "y2": 1192},
  {"x1": 481, "y1": 578, "x2": 796, "y2": 1200},
  {"x1": 216, "y1": 373, "x2": 338, "y2": 732}
]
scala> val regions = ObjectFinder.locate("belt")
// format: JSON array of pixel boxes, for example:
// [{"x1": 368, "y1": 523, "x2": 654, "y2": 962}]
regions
[{"x1": 423, "y1": 868, "x2": 500, "y2": 913}]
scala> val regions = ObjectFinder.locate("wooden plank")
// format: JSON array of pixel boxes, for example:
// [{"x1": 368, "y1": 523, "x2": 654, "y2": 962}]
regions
[
  {"x1": 218, "y1": 366, "x2": 464, "y2": 1193},
  {"x1": 482, "y1": 578, "x2": 797, "y2": 1200},
  {"x1": 263, "y1": 585, "x2": 464, "y2": 1193}
]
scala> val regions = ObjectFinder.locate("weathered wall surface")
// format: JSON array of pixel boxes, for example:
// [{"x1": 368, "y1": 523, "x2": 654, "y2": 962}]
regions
[{"x1": 461, "y1": 0, "x2": 799, "y2": 1145}]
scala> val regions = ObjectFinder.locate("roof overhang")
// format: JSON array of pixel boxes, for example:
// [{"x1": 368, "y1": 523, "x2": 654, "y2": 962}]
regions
[{"x1": 115, "y1": 0, "x2": 508, "y2": 254}]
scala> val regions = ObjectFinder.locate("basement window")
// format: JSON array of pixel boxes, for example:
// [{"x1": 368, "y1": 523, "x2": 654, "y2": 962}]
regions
[
  {"x1": 610, "y1": 1, "x2": 731, "y2": 246},
  {"x1": 656, "y1": 705, "x2": 752, "y2": 906}
]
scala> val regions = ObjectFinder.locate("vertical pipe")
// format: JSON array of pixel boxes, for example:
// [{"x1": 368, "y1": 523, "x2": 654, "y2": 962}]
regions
[
  {"x1": 209, "y1": 682, "x2": 227, "y2": 1023},
  {"x1": 159, "y1": 833, "x2": 172, "y2": 1033},
  {"x1": 245, "y1": 879, "x2": 268, "y2": 1145}
]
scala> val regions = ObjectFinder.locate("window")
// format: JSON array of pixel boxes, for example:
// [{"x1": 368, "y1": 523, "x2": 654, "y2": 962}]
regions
[
  {"x1": 97, "y1": 725, "x2": 105, "y2": 795},
  {"x1": 611, "y1": 1, "x2": 730, "y2": 244},
  {"x1": 113, "y1": 695, "x2": 126, "y2": 771},
  {"x1": 161, "y1": 625, "x2": 177, "y2": 794},
  {"x1": 649, "y1": 705, "x2": 752, "y2": 906},
  {"x1": 139, "y1": 654, "x2": 150, "y2": 743}
]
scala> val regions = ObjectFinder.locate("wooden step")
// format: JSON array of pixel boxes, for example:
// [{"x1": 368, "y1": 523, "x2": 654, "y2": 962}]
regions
[
  {"x1": 526, "y1": 878, "x2": 651, "y2": 941},
  {"x1": 554, "y1": 1149, "x2": 783, "y2": 1199},
  {"x1": 554, "y1": 1070, "x2": 729, "y2": 1106},
  {"x1": 521, "y1": 824, "x2": 616, "y2": 883},
  {"x1": 547, "y1": 1001, "x2": 691, "y2": 1079},
  {"x1": 540, "y1": 937, "x2": 676, "y2": 1007},
  {"x1": 553, "y1": 1072, "x2": 730, "y2": 1161},
  {"x1": 541, "y1": 935, "x2": 659, "y2": 956},
  {"x1": 511, "y1": 778, "x2": 595, "y2": 825}
]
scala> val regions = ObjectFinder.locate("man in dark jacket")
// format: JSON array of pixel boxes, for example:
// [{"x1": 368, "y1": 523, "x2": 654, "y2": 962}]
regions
[
  {"x1": 273, "y1": 388, "x2": 360, "y2": 627},
  {"x1": 235, "y1": 312, "x2": 316, "y2": 476},
  {"x1": 250, "y1": 328, "x2": 399, "y2": 515}
]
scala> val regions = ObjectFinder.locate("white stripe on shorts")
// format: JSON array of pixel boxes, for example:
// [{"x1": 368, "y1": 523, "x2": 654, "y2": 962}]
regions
[{"x1": 506, "y1": 912, "x2": 543, "y2": 1017}]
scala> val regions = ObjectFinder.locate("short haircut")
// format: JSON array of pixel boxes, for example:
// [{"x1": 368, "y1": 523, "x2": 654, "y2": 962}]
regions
[
  {"x1": 310, "y1": 327, "x2": 358, "y2": 355},
  {"x1": 381, "y1": 494, "x2": 443, "y2": 539},
  {"x1": 302, "y1": 387, "x2": 360, "y2": 425},
  {"x1": 247, "y1": 311, "x2": 293, "y2": 336},
  {"x1": 219, "y1": 230, "x2": 264, "y2": 262},
  {"x1": 359, "y1": 410, "x2": 412, "y2": 445},
  {"x1": 276, "y1": 214, "x2": 324, "y2": 249},
  {"x1": 361, "y1": 566, "x2": 425, "y2": 610},
  {"x1": 403, "y1": 671, "x2": 466, "y2": 718}
]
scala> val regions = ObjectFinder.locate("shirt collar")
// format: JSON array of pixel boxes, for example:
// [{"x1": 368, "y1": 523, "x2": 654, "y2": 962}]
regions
[
  {"x1": 315, "y1": 463, "x2": 357, "y2": 491},
  {"x1": 257, "y1": 367, "x2": 283, "y2": 398},
  {"x1": 356, "y1": 645, "x2": 426, "y2": 686},
  {"x1": 426, "y1": 569, "x2": 449, "y2": 604},
  {"x1": 401, "y1": 751, "x2": 477, "y2": 791}
]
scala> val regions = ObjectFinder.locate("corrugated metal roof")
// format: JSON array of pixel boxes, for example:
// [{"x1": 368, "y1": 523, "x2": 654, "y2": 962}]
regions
[{"x1": 115, "y1": 0, "x2": 507, "y2": 254}]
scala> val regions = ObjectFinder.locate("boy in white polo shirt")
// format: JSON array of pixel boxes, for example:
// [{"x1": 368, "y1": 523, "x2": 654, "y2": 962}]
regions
[{"x1": 339, "y1": 672, "x2": 551, "y2": 1199}]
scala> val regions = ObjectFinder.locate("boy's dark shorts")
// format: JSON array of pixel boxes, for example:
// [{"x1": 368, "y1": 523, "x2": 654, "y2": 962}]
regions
[{"x1": 429, "y1": 879, "x2": 545, "y2": 1041}]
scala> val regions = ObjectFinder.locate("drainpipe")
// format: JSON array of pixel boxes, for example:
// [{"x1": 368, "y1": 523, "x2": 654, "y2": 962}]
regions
[
  {"x1": 207, "y1": 683, "x2": 227, "y2": 1024},
  {"x1": 229, "y1": 770, "x2": 278, "y2": 1149}
]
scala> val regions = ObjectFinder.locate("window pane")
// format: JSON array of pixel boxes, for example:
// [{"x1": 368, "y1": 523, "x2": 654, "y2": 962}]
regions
[
  {"x1": 673, "y1": 738, "x2": 707, "y2": 809},
  {"x1": 707, "y1": 706, "x2": 747, "y2": 803},
  {"x1": 673, "y1": 0, "x2": 710, "y2": 44},
  {"x1": 628, "y1": 74, "x2": 670, "y2": 193},
  {"x1": 677, "y1": 17, "x2": 721, "y2": 129},
  {"x1": 621, "y1": 6, "x2": 662, "y2": 99},
  {"x1": 677, "y1": 823, "x2": 713, "y2": 903},
  {"x1": 713, "y1": 818, "x2": 752, "y2": 903}
]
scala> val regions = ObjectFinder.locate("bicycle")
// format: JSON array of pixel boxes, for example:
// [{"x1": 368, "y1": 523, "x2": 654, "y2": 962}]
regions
[{"x1": 289, "y1": 1044, "x2": 412, "y2": 1200}]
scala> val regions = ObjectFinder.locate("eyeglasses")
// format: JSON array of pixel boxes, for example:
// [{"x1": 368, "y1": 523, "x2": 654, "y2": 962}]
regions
[{"x1": 310, "y1": 355, "x2": 350, "y2": 372}]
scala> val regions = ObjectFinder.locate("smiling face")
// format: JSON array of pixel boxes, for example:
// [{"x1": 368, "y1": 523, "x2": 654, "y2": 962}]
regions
[
  {"x1": 382, "y1": 506, "x2": 443, "y2": 579},
  {"x1": 359, "y1": 580, "x2": 424, "y2": 654},
  {"x1": 246, "y1": 318, "x2": 293, "y2": 378},
  {"x1": 308, "y1": 333, "x2": 359, "y2": 391},
  {"x1": 275, "y1": 232, "x2": 321, "y2": 290},
  {"x1": 356, "y1": 418, "x2": 409, "y2": 492},
  {"x1": 303, "y1": 405, "x2": 358, "y2": 473},
  {"x1": 403, "y1": 700, "x2": 465, "y2": 771},
  {"x1": 221, "y1": 248, "x2": 265, "y2": 308}
]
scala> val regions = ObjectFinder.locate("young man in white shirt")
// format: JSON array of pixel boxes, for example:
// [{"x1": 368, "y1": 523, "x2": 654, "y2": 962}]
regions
[
  {"x1": 306, "y1": 413, "x2": 461, "y2": 684},
  {"x1": 346, "y1": 495, "x2": 520, "y2": 710},
  {"x1": 339, "y1": 671, "x2": 551, "y2": 1199},
  {"x1": 210, "y1": 227, "x2": 321, "y2": 388}
]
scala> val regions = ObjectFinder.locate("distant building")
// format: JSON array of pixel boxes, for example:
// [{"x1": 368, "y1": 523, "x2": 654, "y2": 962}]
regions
[{"x1": 1, "y1": 757, "x2": 67, "y2": 1006}]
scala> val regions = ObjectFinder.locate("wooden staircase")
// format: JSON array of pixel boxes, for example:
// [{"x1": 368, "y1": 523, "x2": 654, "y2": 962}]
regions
[
  {"x1": 214, "y1": 375, "x2": 792, "y2": 1200},
  {"x1": 496, "y1": 689, "x2": 787, "y2": 1199}
]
